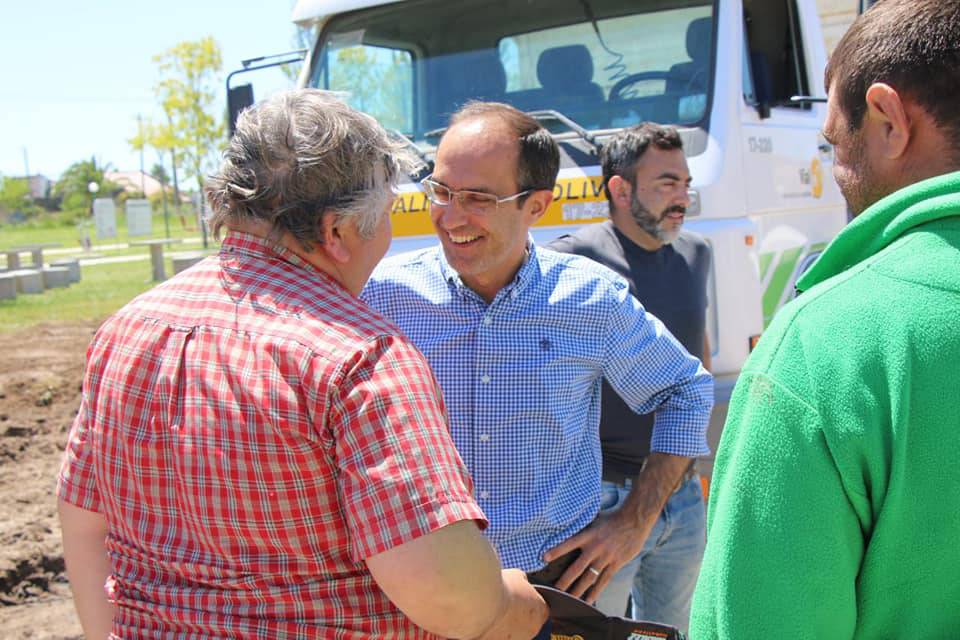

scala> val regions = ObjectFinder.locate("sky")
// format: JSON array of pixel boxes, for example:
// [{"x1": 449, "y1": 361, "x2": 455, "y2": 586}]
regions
[{"x1": 1, "y1": 1, "x2": 304, "y2": 182}]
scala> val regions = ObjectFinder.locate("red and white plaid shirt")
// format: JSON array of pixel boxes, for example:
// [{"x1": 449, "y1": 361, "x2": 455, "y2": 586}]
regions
[{"x1": 58, "y1": 232, "x2": 486, "y2": 639}]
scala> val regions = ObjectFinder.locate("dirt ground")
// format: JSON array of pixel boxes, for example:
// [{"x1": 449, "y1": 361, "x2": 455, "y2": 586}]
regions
[{"x1": 0, "y1": 322, "x2": 97, "y2": 639}]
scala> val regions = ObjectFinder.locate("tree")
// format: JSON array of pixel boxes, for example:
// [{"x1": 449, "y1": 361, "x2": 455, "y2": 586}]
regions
[
  {"x1": 151, "y1": 37, "x2": 224, "y2": 193},
  {"x1": 52, "y1": 157, "x2": 120, "y2": 213},
  {"x1": 150, "y1": 162, "x2": 169, "y2": 186},
  {"x1": 129, "y1": 120, "x2": 185, "y2": 227},
  {"x1": 0, "y1": 175, "x2": 39, "y2": 218}
]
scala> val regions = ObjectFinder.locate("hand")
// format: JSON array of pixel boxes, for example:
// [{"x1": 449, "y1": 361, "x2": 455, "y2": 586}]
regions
[
  {"x1": 542, "y1": 508, "x2": 657, "y2": 604},
  {"x1": 547, "y1": 454, "x2": 693, "y2": 603},
  {"x1": 474, "y1": 569, "x2": 549, "y2": 640}
]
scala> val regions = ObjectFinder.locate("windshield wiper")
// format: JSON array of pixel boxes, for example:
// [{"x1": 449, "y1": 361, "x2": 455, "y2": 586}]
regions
[
  {"x1": 424, "y1": 109, "x2": 602, "y2": 156},
  {"x1": 526, "y1": 110, "x2": 603, "y2": 155},
  {"x1": 388, "y1": 129, "x2": 433, "y2": 178}
]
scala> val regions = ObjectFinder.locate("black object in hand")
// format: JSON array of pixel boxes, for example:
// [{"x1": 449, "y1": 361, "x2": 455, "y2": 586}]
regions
[{"x1": 533, "y1": 585, "x2": 686, "y2": 640}]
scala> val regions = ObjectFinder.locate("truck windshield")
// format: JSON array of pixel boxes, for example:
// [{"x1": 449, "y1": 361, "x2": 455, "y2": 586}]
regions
[{"x1": 308, "y1": 0, "x2": 715, "y2": 143}]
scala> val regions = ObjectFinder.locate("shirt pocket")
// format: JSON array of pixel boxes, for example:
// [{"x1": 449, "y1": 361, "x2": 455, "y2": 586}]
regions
[{"x1": 526, "y1": 336, "x2": 600, "y2": 431}]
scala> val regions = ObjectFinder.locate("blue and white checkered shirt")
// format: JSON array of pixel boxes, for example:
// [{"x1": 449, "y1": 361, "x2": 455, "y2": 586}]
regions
[{"x1": 362, "y1": 242, "x2": 712, "y2": 571}]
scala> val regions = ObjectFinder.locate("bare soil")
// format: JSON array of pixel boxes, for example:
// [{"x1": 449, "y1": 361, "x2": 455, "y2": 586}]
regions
[{"x1": 0, "y1": 322, "x2": 98, "y2": 639}]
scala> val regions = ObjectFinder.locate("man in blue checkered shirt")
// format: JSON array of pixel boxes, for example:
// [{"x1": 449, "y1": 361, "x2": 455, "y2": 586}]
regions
[{"x1": 362, "y1": 102, "x2": 713, "y2": 610}]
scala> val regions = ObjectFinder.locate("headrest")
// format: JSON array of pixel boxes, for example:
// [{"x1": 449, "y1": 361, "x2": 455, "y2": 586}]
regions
[
  {"x1": 462, "y1": 49, "x2": 507, "y2": 93},
  {"x1": 686, "y1": 17, "x2": 713, "y2": 63},
  {"x1": 439, "y1": 49, "x2": 507, "y2": 99},
  {"x1": 537, "y1": 45, "x2": 594, "y2": 89}
]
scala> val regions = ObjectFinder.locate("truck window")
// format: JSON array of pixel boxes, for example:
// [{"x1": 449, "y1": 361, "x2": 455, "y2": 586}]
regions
[
  {"x1": 313, "y1": 41, "x2": 414, "y2": 133},
  {"x1": 498, "y1": 5, "x2": 713, "y2": 128},
  {"x1": 743, "y1": 0, "x2": 811, "y2": 110},
  {"x1": 309, "y1": 0, "x2": 715, "y2": 142}
]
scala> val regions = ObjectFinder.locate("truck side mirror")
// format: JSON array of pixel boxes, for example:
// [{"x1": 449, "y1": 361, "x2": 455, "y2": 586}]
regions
[
  {"x1": 224, "y1": 50, "x2": 306, "y2": 138},
  {"x1": 227, "y1": 84, "x2": 254, "y2": 137}
]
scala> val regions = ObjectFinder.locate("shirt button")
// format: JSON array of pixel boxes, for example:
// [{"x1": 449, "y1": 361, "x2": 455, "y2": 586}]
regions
[
  {"x1": 479, "y1": 490, "x2": 490, "y2": 499},
  {"x1": 482, "y1": 316, "x2": 492, "y2": 326},
  {"x1": 480, "y1": 374, "x2": 491, "y2": 383},
  {"x1": 479, "y1": 434, "x2": 490, "y2": 442}
]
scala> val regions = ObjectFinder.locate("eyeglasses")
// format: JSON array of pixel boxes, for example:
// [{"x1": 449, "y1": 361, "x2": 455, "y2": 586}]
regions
[{"x1": 420, "y1": 177, "x2": 531, "y2": 215}]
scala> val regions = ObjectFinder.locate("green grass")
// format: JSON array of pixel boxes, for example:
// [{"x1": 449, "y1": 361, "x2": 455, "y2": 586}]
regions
[
  {"x1": 0, "y1": 211, "x2": 202, "y2": 252},
  {"x1": 1, "y1": 211, "x2": 220, "y2": 333},
  {"x1": 0, "y1": 260, "x2": 157, "y2": 332}
]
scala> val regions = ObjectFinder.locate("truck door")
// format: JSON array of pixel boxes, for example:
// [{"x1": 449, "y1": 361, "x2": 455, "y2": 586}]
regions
[{"x1": 739, "y1": 0, "x2": 846, "y2": 326}]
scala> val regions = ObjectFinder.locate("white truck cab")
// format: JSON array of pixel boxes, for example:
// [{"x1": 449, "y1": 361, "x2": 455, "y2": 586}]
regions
[{"x1": 242, "y1": 0, "x2": 849, "y2": 479}]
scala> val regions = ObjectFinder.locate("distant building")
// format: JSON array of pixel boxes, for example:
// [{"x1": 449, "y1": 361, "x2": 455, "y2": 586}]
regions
[
  {"x1": 27, "y1": 174, "x2": 52, "y2": 199},
  {"x1": 105, "y1": 170, "x2": 166, "y2": 198},
  {"x1": 10, "y1": 174, "x2": 54, "y2": 199}
]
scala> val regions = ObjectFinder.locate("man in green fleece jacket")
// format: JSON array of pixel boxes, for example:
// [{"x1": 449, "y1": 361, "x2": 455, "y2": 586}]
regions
[{"x1": 690, "y1": 1, "x2": 960, "y2": 637}]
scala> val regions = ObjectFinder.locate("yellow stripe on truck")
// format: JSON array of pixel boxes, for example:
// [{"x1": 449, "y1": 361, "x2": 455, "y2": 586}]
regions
[{"x1": 389, "y1": 176, "x2": 609, "y2": 238}]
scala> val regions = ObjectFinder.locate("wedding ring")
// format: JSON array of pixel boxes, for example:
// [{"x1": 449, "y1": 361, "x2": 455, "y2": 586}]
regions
[{"x1": 588, "y1": 566, "x2": 601, "y2": 577}]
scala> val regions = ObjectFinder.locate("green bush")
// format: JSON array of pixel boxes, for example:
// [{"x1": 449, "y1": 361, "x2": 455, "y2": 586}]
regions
[
  {"x1": 6, "y1": 209, "x2": 87, "y2": 230},
  {"x1": 149, "y1": 190, "x2": 168, "y2": 213},
  {"x1": 117, "y1": 190, "x2": 147, "y2": 207}
]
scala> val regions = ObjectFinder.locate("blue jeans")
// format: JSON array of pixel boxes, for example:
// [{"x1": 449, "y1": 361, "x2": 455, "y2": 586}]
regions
[{"x1": 593, "y1": 475, "x2": 706, "y2": 634}]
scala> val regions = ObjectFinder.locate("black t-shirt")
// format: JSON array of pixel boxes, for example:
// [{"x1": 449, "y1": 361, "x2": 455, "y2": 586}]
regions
[{"x1": 548, "y1": 221, "x2": 711, "y2": 476}]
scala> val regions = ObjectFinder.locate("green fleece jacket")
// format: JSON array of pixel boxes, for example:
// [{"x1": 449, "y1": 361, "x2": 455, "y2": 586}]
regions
[{"x1": 690, "y1": 171, "x2": 960, "y2": 639}]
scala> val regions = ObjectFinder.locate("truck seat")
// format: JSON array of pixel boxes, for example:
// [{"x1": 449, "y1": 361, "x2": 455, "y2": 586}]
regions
[
  {"x1": 533, "y1": 45, "x2": 605, "y2": 127},
  {"x1": 429, "y1": 49, "x2": 507, "y2": 129},
  {"x1": 666, "y1": 17, "x2": 712, "y2": 96}
]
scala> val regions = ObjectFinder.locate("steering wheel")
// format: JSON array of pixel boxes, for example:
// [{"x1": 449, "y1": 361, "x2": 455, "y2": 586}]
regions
[{"x1": 608, "y1": 71, "x2": 673, "y2": 102}]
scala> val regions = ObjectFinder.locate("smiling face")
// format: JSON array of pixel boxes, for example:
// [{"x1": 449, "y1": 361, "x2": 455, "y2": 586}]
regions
[
  {"x1": 626, "y1": 146, "x2": 692, "y2": 246},
  {"x1": 429, "y1": 117, "x2": 544, "y2": 302}
]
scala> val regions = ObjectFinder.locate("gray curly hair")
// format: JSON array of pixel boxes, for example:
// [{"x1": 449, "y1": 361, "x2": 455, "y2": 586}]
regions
[{"x1": 206, "y1": 89, "x2": 419, "y2": 248}]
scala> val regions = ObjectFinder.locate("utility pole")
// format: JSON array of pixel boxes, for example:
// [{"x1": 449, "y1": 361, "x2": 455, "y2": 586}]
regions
[
  {"x1": 158, "y1": 157, "x2": 171, "y2": 240},
  {"x1": 167, "y1": 112, "x2": 184, "y2": 230},
  {"x1": 137, "y1": 114, "x2": 146, "y2": 195},
  {"x1": 162, "y1": 187, "x2": 171, "y2": 239},
  {"x1": 22, "y1": 147, "x2": 30, "y2": 179},
  {"x1": 200, "y1": 191, "x2": 209, "y2": 249}
]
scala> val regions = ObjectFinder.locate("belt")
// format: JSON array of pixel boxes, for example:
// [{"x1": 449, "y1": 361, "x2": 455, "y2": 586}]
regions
[{"x1": 602, "y1": 462, "x2": 698, "y2": 493}]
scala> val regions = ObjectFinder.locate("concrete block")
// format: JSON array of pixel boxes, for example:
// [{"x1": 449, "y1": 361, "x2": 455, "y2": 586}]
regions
[
  {"x1": 3, "y1": 251, "x2": 21, "y2": 271},
  {"x1": 0, "y1": 273, "x2": 16, "y2": 300},
  {"x1": 11, "y1": 269, "x2": 43, "y2": 294},
  {"x1": 42, "y1": 266, "x2": 71, "y2": 289},
  {"x1": 50, "y1": 258, "x2": 81, "y2": 283},
  {"x1": 171, "y1": 252, "x2": 206, "y2": 275}
]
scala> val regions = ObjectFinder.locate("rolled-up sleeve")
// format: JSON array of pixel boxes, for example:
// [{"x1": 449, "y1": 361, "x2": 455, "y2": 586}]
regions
[
  {"x1": 57, "y1": 353, "x2": 103, "y2": 513},
  {"x1": 601, "y1": 284, "x2": 713, "y2": 457},
  {"x1": 329, "y1": 334, "x2": 488, "y2": 562}
]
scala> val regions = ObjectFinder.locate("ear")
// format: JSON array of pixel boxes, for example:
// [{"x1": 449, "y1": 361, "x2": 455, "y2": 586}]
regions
[
  {"x1": 864, "y1": 83, "x2": 912, "y2": 160},
  {"x1": 606, "y1": 174, "x2": 632, "y2": 212},
  {"x1": 524, "y1": 189, "x2": 554, "y2": 224},
  {"x1": 319, "y1": 211, "x2": 352, "y2": 264}
]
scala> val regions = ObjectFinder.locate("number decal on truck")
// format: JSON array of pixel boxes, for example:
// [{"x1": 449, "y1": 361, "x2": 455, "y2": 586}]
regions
[{"x1": 748, "y1": 136, "x2": 774, "y2": 153}]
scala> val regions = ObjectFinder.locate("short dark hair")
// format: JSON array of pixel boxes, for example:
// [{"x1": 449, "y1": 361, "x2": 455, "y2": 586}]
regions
[
  {"x1": 448, "y1": 102, "x2": 560, "y2": 200},
  {"x1": 825, "y1": 0, "x2": 960, "y2": 156},
  {"x1": 600, "y1": 122, "x2": 683, "y2": 201},
  {"x1": 206, "y1": 89, "x2": 416, "y2": 249}
]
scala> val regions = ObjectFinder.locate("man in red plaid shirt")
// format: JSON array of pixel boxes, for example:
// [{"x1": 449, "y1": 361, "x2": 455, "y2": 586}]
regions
[{"x1": 57, "y1": 89, "x2": 547, "y2": 639}]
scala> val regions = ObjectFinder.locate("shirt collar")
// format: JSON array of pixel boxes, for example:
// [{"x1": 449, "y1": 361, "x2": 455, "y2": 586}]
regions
[
  {"x1": 436, "y1": 234, "x2": 541, "y2": 303},
  {"x1": 796, "y1": 170, "x2": 960, "y2": 293},
  {"x1": 221, "y1": 231, "x2": 344, "y2": 290}
]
